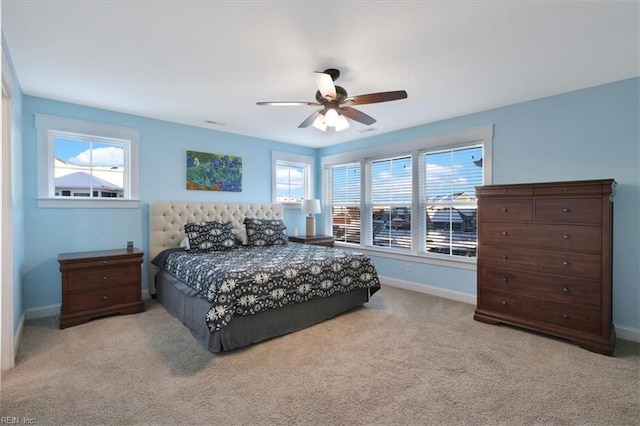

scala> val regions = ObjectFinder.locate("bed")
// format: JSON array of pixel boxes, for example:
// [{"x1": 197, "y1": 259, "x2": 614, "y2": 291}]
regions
[{"x1": 149, "y1": 202, "x2": 381, "y2": 353}]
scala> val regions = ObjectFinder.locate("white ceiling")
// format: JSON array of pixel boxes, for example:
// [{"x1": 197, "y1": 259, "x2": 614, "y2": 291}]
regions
[{"x1": 2, "y1": 1, "x2": 638, "y2": 148}]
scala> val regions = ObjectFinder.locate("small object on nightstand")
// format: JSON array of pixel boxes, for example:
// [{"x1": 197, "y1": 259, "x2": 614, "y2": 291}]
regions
[
  {"x1": 127, "y1": 241, "x2": 134, "y2": 251},
  {"x1": 58, "y1": 248, "x2": 145, "y2": 329},
  {"x1": 289, "y1": 234, "x2": 334, "y2": 247}
]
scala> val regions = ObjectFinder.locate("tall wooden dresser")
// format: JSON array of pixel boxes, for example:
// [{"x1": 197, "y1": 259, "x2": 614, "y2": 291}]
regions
[{"x1": 474, "y1": 179, "x2": 615, "y2": 355}]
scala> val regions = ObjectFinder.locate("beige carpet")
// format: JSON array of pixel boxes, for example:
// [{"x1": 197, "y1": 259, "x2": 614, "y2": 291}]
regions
[{"x1": 1, "y1": 285, "x2": 638, "y2": 425}]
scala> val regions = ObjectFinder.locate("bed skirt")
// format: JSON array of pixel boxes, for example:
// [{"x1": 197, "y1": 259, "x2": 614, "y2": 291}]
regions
[{"x1": 156, "y1": 270, "x2": 371, "y2": 353}]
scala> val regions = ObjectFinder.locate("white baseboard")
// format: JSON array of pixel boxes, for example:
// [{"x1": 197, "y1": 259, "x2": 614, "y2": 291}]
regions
[
  {"x1": 379, "y1": 275, "x2": 640, "y2": 343},
  {"x1": 379, "y1": 275, "x2": 477, "y2": 305},
  {"x1": 13, "y1": 311, "x2": 24, "y2": 361},
  {"x1": 25, "y1": 304, "x2": 60, "y2": 320},
  {"x1": 142, "y1": 289, "x2": 151, "y2": 300},
  {"x1": 614, "y1": 324, "x2": 640, "y2": 343}
]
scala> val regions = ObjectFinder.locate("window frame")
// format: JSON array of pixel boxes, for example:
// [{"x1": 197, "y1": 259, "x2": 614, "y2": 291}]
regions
[
  {"x1": 271, "y1": 151, "x2": 315, "y2": 208},
  {"x1": 35, "y1": 114, "x2": 140, "y2": 209},
  {"x1": 321, "y1": 125, "x2": 493, "y2": 269}
]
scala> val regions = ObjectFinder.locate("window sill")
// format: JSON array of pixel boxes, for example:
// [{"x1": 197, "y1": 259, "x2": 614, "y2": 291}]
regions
[
  {"x1": 38, "y1": 198, "x2": 140, "y2": 209},
  {"x1": 280, "y1": 202, "x2": 303, "y2": 210},
  {"x1": 334, "y1": 242, "x2": 477, "y2": 270}
]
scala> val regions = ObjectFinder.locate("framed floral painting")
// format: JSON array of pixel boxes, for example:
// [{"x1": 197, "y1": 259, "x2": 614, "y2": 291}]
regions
[{"x1": 186, "y1": 150, "x2": 242, "y2": 192}]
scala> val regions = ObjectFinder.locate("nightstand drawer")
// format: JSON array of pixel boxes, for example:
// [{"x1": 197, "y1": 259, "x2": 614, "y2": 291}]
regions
[
  {"x1": 67, "y1": 284, "x2": 139, "y2": 314},
  {"x1": 66, "y1": 264, "x2": 140, "y2": 291}
]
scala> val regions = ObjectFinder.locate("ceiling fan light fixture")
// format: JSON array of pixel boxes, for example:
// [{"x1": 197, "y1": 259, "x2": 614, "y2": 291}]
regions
[
  {"x1": 312, "y1": 115, "x2": 327, "y2": 131},
  {"x1": 324, "y1": 108, "x2": 339, "y2": 127},
  {"x1": 334, "y1": 114, "x2": 350, "y2": 132}
]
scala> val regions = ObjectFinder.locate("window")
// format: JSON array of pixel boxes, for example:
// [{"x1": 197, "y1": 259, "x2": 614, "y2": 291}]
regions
[
  {"x1": 322, "y1": 125, "x2": 492, "y2": 265},
  {"x1": 272, "y1": 151, "x2": 314, "y2": 206},
  {"x1": 422, "y1": 145, "x2": 483, "y2": 257},
  {"x1": 328, "y1": 163, "x2": 361, "y2": 244},
  {"x1": 36, "y1": 114, "x2": 140, "y2": 208},
  {"x1": 369, "y1": 155, "x2": 412, "y2": 249}
]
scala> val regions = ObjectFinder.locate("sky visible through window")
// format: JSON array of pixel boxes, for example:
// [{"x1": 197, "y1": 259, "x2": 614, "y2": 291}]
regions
[
  {"x1": 276, "y1": 164, "x2": 305, "y2": 201},
  {"x1": 55, "y1": 137, "x2": 124, "y2": 167}
]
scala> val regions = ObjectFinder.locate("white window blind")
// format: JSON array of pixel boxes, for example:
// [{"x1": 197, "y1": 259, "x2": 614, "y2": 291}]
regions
[
  {"x1": 330, "y1": 163, "x2": 361, "y2": 244},
  {"x1": 369, "y1": 155, "x2": 412, "y2": 249},
  {"x1": 422, "y1": 145, "x2": 483, "y2": 257}
]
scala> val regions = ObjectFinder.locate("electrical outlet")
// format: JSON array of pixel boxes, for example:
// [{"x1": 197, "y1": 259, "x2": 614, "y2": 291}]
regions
[{"x1": 405, "y1": 262, "x2": 411, "y2": 272}]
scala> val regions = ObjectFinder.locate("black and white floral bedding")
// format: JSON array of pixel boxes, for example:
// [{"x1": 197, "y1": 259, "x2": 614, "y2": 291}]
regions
[{"x1": 154, "y1": 242, "x2": 381, "y2": 333}]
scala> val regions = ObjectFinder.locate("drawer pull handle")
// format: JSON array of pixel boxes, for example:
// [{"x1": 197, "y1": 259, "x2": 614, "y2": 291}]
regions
[
  {"x1": 563, "y1": 188, "x2": 568, "y2": 192},
  {"x1": 103, "y1": 261, "x2": 107, "y2": 264},
  {"x1": 502, "y1": 231, "x2": 508, "y2": 236},
  {"x1": 501, "y1": 277, "x2": 508, "y2": 283},
  {"x1": 102, "y1": 296, "x2": 108, "y2": 301},
  {"x1": 502, "y1": 190, "x2": 507, "y2": 193},
  {"x1": 502, "y1": 208, "x2": 508, "y2": 212},
  {"x1": 563, "y1": 313, "x2": 569, "y2": 319},
  {"x1": 502, "y1": 255, "x2": 508, "y2": 259},
  {"x1": 103, "y1": 276, "x2": 108, "y2": 280},
  {"x1": 563, "y1": 287, "x2": 569, "y2": 293},
  {"x1": 502, "y1": 301, "x2": 507, "y2": 306},
  {"x1": 563, "y1": 208, "x2": 570, "y2": 213},
  {"x1": 563, "y1": 235, "x2": 569, "y2": 239},
  {"x1": 563, "y1": 261, "x2": 570, "y2": 266}
]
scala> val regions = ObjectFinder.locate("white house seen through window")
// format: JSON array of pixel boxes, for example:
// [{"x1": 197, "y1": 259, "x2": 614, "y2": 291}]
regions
[
  {"x1": 36, "y1": 114, "x2": 140, "y2": 208},
  {"x1": 54, "y1": 136, "x2": 126, "y2": 198}
]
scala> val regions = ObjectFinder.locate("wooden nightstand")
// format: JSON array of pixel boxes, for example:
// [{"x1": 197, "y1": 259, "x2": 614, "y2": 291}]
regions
[
  {"x1": 289, "y1": 235, "x2": 335, "y2": 247},
  {"x1": 58, "y1": 248, "x2": 145, "y2": 329}
]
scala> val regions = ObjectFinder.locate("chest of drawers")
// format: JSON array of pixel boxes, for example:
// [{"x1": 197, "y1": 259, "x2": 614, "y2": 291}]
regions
[
  {"x1": 474, "y1": 179, "x2": 615, "y2": 355},
  {"x1": 58, "y1": 248, "x2": 145, "y2": 329}
]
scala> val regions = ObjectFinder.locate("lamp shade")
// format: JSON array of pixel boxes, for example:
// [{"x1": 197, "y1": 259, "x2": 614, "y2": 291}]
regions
[{"x1": 301, "y1": 199, "x2": 321, "y2": 215}]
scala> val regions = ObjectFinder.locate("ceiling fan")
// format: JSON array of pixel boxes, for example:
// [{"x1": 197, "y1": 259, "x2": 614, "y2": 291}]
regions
[{"x1": 257, "y1": 68, "x2": 408, "y2": 132}]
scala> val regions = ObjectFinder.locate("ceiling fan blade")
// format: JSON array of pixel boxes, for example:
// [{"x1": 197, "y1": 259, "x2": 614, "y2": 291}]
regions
[
  {"x1": 314, "y1": 71, "x2": 337, "y2": 100},
  {"x1": 340, "y1": 106, "x2": 377, "y2": 126},
  {"x1": 298, "y1": 110, "x2": 322, "y2": 128},
  {"x1": 257, "y1": 101, "x2": 320, "y2": 106},
  {"x1": 345, "y1": 90, "x2": 408, "y2": 105}
]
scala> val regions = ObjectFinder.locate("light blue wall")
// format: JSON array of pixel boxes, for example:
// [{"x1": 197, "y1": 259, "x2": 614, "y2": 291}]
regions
[
  {"x1": 20, "y1": 96, "x2": 314, "y2": 309},
  {"x1": 15, "y1": 73, "x2": 640, "y2": 332},
  {"x1": 2, "y1": 35, "x2": 25, "y2": 335},
  {"x1": 319, "y1": 78, "x2": 640, "y2": 330}
]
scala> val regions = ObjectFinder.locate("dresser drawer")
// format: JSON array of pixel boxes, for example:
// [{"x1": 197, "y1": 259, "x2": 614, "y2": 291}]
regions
[
  {"x1": 479, "y1": 289, "x2": 601, "y2": 335},
  {"x1": 479, "y1": 267, "x2": 601, "y2": 308},
  {"x1": 478, "y1": 245, "x2": 601, "y2": 280},
  {"x1": 535, "y1": 197, "x2": 602, "y2": 224},
  {"x1": 67, "y1": 284, "x2": 139, "y2": 314},
  {"x1": 480, "y1": 223, "x2": 602, "y2": 252},
  {"x1": 66, "y1": 264, "x2": 140, "y2": 291},
  {"x1": 534, "y1": 184, "x2": 605, "y2": 196},
  {"x1": 480, "y1": 199, "x2": 532, "y2": 222},
  {"x1": 476, "y1": 186, "x2": 533, "y2": 197}
]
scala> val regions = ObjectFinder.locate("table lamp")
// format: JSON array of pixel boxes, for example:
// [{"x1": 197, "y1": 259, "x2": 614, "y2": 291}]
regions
[{"x1": 301, "y1": 199, "x2": 321, "y2": 237}]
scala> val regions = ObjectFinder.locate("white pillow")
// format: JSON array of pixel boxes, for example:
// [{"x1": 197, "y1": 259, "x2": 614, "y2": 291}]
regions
[
  {"x1": 233, "y1": 228, "x2": 248, "y2": 245},
  {"x1": 179, "y1": 236, "x2": 190, "y2": 250}
]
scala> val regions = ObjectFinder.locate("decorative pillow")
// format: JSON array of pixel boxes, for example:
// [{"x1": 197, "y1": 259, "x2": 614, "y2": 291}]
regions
[
  {"x1": 244, "y1": 218, "x2": 288, "y2": 246},
  {"x1": 184, "y1": 221, "x2": 235, "y2": 252}
]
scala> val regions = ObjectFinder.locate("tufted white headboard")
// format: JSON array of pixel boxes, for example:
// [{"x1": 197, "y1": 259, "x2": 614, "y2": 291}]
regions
[{"x1": 148, "y1": 201, "x2": 284, "y2": 293}]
